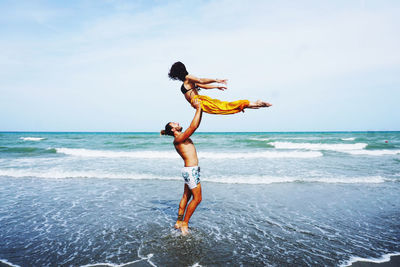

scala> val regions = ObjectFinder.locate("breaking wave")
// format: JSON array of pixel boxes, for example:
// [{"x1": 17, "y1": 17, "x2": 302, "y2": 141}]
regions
[
  {"x1": 270, "y1": 142, "x2": 367, "y2": 151},
  {"x1": 20, "y1": 137, "x2": 45, "y2": 141},
  {"x1": 0, "y1": 169, "x2": 390, "y2": 184},
  {"x1": 55, "y1": 148, "x2": 322, "y2": 159}
]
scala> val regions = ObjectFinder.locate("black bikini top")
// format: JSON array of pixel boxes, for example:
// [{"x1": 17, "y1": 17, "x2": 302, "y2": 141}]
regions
[{"x1": 181, "y1": 84, "x2": 200, "y2": 94}]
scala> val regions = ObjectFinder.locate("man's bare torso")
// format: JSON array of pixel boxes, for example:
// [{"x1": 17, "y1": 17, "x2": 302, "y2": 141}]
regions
[{"x1": 174, "y1": 137, "x2": 198, "y2": 167}]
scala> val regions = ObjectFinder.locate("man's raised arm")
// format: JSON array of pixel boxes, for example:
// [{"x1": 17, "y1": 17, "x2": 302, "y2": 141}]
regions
[{"x1": 174, "y1": 100, "x2": 203, "y2": 144}]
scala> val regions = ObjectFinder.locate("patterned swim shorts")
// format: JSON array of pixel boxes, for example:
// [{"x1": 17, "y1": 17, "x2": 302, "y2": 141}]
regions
[{"x1": 181, "y1": 166, "x2": 201, "y2": 189}]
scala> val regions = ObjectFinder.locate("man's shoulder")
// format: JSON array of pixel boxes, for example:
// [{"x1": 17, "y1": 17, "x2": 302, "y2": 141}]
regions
[
  {"x1": 173, "y1": 134, "x2": 191, "y2": 145},
  {"x1": 173, "y1": 135, "x2": 181, "y2": 145}
]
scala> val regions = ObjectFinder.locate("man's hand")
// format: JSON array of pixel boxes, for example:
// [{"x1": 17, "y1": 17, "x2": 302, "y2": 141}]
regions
[
  {"x1": 217, "y1": 86, "x2": 227, "y2": 91},
  {"x1": 192, "y1": 99, "x2": 202, "y2": 110},
  {"x1": 175, "y1": 99, "x2": 203, "y2": 144}
]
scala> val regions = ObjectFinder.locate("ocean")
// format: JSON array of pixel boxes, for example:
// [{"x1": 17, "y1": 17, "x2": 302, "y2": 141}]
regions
[{"x1": 0, "y1": 131, "x2": 399, "y2": 267}]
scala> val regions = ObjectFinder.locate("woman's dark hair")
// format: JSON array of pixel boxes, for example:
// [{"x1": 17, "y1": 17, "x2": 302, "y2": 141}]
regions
[
  {"x1": 168, "y1": 61, "x2": 188, "y2": 81},
  {"x1": 160, "y1": 122, "x2": 173, "y2": 136}
]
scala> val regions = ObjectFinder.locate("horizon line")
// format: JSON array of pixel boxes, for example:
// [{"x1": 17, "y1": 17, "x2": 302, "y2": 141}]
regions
[{"x1": 1, "y1": 130, "x2": 400, "y2": 133}]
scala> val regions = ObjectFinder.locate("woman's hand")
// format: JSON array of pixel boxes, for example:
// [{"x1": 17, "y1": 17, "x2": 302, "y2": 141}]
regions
[
  {"x1": 217, "y1": 86, "x2": 227, "y2": 91},
  {"x1": 216, "y1": 79, "x2": 228, "y2": 84}
]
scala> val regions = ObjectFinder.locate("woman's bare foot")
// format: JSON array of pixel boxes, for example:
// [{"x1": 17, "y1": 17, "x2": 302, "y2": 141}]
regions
[
  {"x1": 180, "y1": 222, "x2": 189, "y2": 235},
  {"x1": 258, "y1": 100, "x2": 272, "y2": 107},
  {"x1": 248, "y1": 100, "x2": 272, "y2": 109},
  {"x1": 174, "y1": 221, "x2": 183, "y2": 229}
]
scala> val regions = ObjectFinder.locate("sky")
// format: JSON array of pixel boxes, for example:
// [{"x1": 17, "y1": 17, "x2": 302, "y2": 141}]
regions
[{"x1": 0, "y1": 0, "x2": 399, "y2": 132}]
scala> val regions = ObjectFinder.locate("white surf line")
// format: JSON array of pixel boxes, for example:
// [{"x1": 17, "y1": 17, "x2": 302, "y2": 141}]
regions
[
  {"x1": 270, "y1": 142, "x2": 367, "y2": 151},
  {"x1": 0, "y1": 169, "x2": 389, "y2": 184},
  {"x1": 20, "y1": 137, "x2": 45, "y2": 141},
  {"x1": 341, "y1": 138, "x2": 355, "y2": 141},
  {"x1": 80, "y1": 254, "x2": 155, "y2": 267},
  {"x1": 344, "y1": 149, "x2": 400, "y2": 156},
  {"x1": 202, "y1": 175, "x2": 388, "y2": 185},
  {"x1": 137, "y1": 242, "x2": 157, "y2": 267},
  {"x1": 0, "y1": 259, "x2": 21, "y2": 267},
  {"x1": 340, "y1": 252, "x2": 400, "y2": 267},
  {"x1": 55, "y1": 148, "x2": 322, "y2": 159}
]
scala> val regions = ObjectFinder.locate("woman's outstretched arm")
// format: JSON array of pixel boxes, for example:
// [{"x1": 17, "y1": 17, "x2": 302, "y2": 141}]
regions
[
  {"x1": 186, "y1": 74, "x2": 227, "y2": 85},
  {"x1": 196, "y1": 83, "x2": 227, "y2": 90}
]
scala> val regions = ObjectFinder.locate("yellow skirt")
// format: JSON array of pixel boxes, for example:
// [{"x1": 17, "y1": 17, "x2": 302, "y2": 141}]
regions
[{"x1": 192, "y1": 95, "x2": 250, "y2": 115}]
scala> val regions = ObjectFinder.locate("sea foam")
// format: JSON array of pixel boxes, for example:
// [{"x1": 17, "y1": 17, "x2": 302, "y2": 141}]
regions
[
  {"x1": 271, "y1": 142, "x2": 367, "y2": 151},
  {"x1": 203, "y1": 175, "x2": 387, "y2": 184},
  {"x1": 0, "y1": 169, "x2": 388, "y2": 184},
  {"x1": 344, "y1": 149, "x2": 400, "y2": 156},
  {"x1": 249, "y1": 138, "x2": 270, "y2": 141},
  {"x1": 20, "y1": 137, "x2": 45, "y2": 141},
  {"x1": 0, "y1": 259, "x2": 21, "y2": 267},
  {"x1": 340, "y1": 252, "x2": 400, "y2": 267},
  {"x1": 341, "y1": 137, "x2": 355, "y2": 141},
  {"x1": 0, "y1": 169, "x2": 179, "y2": 181},
  {"x1": 55, "y1": 148, "x2": 322, "y2": 159},
  {"x1": 56, "y1": 148, "x2": 176, "y2": 159},
  {"x1": 80, "y1": 253, "x2": 156, "y2": 267}
]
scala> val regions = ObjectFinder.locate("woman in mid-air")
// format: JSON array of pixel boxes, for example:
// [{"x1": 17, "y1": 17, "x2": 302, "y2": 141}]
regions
[{"x1": 168, "y1": 61, "x2": 272, "y2": 115}]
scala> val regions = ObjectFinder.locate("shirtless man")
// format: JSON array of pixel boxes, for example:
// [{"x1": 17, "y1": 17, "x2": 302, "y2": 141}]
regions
[{"x1": 160, "y1": 99, "x2": 203, "y2": 235}]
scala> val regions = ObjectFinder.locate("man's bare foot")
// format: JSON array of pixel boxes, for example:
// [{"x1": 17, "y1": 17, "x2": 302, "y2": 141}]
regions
[
  {"x1": 174, "y1": 221, "x2": 183, "y2": 229},
  {"x1": 180, "y1": 222, "x2": 189, "y2": 235}
]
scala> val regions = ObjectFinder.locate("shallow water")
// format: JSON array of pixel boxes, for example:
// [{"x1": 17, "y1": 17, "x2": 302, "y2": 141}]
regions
[{"x1": 0, "y1": 132, "x2": 399, "y2": 266}]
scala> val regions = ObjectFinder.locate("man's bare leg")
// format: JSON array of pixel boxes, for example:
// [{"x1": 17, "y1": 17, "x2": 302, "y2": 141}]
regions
[
  {"x1": 247, "y1": 100, "x2": 272, "y2": 109},
  {"x1": 175, "y1": 184, "x2": 192, "y2": 229},
  {"x1": 181, "y1": 184, "x2": 202, "y2": 235}
]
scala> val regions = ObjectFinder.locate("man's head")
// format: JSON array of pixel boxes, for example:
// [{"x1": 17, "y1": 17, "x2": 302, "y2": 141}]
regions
[{"x1": 160, "y1": 122, "x2": 183, "y2": 136}]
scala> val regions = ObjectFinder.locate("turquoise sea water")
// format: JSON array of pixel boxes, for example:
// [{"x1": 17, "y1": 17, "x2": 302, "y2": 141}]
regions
[{"x1": 0, "y1": 132, "x2": 399, "y2": 266}]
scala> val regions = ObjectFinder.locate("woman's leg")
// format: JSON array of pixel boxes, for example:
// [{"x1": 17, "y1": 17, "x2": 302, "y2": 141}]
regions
[{"x1": 247, "y1": 100, "x2": 272, "y2": 109}]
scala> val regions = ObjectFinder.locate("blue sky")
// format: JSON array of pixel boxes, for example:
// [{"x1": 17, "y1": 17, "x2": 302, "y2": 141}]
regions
[{"x1": 1, "y1": 0, "x2": 399, "y2": 132}]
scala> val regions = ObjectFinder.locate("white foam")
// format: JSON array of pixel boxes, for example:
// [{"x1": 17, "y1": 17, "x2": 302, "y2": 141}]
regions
[
  {"x1": 340, "y1": 252, "x2": 400, "y2": 267},
  {"x1": 345, "y1": 149, "x2": 400, "y2": 156},
  {"x1": 80, "y1": 257, "x2": 153, "y2": 267},
  {"x1": 249, "y1": 138, "x2": 270, "y2": 141},
  {"x1": 202, "y1": 151, "x2": 322, "y2": 159},
  {"x1": 271, "y1": 142, "x2": 367, "y2": 151},
  {"x1": 203, "y1": 175, "x2": 387, "y2": 184},
  {"x1": 0, "y1": 169, "x2": 388, "y2": 184},
  {"x1": 0, "y1": 259, "x2": 21, "y2": 267},
  {"x1": 341, "y1": 137, "x2": 355, "y2": 141},
  {"x1": 20, "y1": 137, "x2": 45, "y2": 141},
  {"x1": 0, "y1": 169, "x2": 179, "y2": 181},
  {"x1": 55, "y1": 148, "x2": 322, "y2": 159},
  {"x1": 56, "y1": 148, "x2": 178, "y2": 159},
  {"x1": 278, "y1": 137, "x2": 325, "y2": 140}
]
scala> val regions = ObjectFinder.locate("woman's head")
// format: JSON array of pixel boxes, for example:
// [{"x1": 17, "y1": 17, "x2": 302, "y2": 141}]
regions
[{"x1": 168, "y1": 61, "x2": 188, "y2": 81}]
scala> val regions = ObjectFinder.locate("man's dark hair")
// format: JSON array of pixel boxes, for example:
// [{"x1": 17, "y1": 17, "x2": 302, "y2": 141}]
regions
[
  {"x1": 168, "y1": 61, "x2": 188, "y2": 81},
  {"x1": 160, "y1": 122, "x2": 173, "y2": 136}
]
